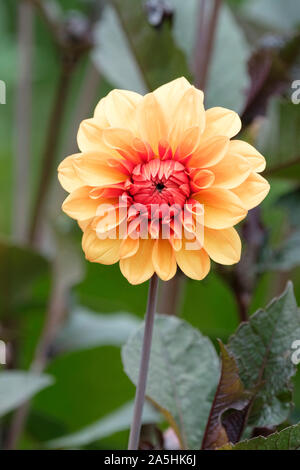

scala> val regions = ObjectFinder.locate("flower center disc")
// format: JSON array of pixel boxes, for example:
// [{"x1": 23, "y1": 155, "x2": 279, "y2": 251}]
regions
[{"x1": 129, "y1": 159, "x2": 190, "y2": 210}]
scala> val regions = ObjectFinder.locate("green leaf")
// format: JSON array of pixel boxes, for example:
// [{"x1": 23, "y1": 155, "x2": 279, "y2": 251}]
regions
[
  {"x1": 92, "y1": 0, "x2": 190, "y2": 93},
  {"x1": 170, "y1": 1, "x2": 250, "y2": 111},
  {"x1": 201, "y1": 342, "x2": 252, "y2": 450},
  {"x1": 258, "y1": 98, "x2": 300, "y2": 180},
  {"x1": 277, "y1": 188, "x2": 300, "y2": 229},
  {"x1": 122, "y1": 314, "x2": 220, "y2": 450},
  {"x1": 0, "y1": 371, "x2": 54, "y2": 417},
  {"x1": 205, "y1": 5, "x2": 250, "y2": 112},
  {"x1": 259, "y1": 231, "x2": 300, "y2": 272},
  {"x1": 241, "y1": 0, "x2": 300, "y2": 33},
  {"x1": 224, "y1": 422, "x2": 300, "y2": 450},
  {"x1": 228, "y1": 282, "x2": 300, "y2": 428},
  {"x1": 55, "y1": 308, "x2": 141, "y2": 353},
  {"x1": 0, "y1": 237, "x2": 50, "y2": 317},
  {"x1": 46, "y1": 400, "x2": 160, "y2": 449},
  {"x1": 92, "y1": 5, "x2": 147, "y2": 94}
]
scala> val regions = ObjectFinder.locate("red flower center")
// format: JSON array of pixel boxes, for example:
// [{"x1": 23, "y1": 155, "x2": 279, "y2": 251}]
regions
[{"x1": 129, "y1": 159, "x2": 191, "y2": 210}]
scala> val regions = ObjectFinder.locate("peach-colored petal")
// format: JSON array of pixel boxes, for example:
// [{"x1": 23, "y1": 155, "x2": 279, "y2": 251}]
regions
[
  {"x1": 136, "y1": 93, "x2": 167, "y2": 153},
  {"x1": 78, "y1": 118, "x2": 122, "y2": 155},
  {"x1": 175, "y1": 126, "x2": 202, "y2": 161},
  {"x1": 82, "y1": 226, "x2": 122, "y2": 265},
  {"x1": 210, "y1": 154, "x2": 251, "y2": 189},
  {"x1": 92, "y1": 96, "x2": 110, "y2": 128},
  {"x1": 103, "y1": 128, "x2": 141, "y2": 163},
  {"x1": 120, "y1": 237, "x2": 140, "y2": 259},
  {"x1": 188, "y1": 136, "x2": 229, "y2": 168},
  {"x1": 190, "y1": 169, "x2": 215, "y2": 191},
  {"x1": 228, "y1": 140, "x2": 266, "y2": 172},
  {"x1": 73, "y1": 154, "x2": 127, "y2": 187},
  {"x1": 152, "y1": 239, "x2": 177, "y2": 281},
  {"x1": 232, "y1": 172, "x2": 270, "y2": 210},
  {"x1": 95, "y1": 89, "x2": 142, "y2": 133},
  {"x1": 194, "y1": 188, "x2": 247, "y2": 229},
  {"x1": 93, "y1": 206, "x2": 127, "y2": 234},
  {"x1": 120, "y1": 239, "x2": 155, "y2": 285},
  {"x1": 58, "y1": 154, "x2": 83, "y2": 193},
  {"x1": 204, "y1": 227, "x2": 241, "y2": 265},
  {"x1": 168, "y1": 87, "x2": 205, "y2": 149},
  {"x1": 154, "y1": 77, "x2": 192, "y2": 121},
  {"x1": 62, "y1": 186, "x2": 100, "y2": 220},
  {"x1": 175, "y1": 241, "x2": 210, "y2": 280},
  {"x1": 202, "y1": 107, "x2": 241, "y2": 141},
  {"x1": 78, "y1": 218, "x2": 93, "y2": 231}
]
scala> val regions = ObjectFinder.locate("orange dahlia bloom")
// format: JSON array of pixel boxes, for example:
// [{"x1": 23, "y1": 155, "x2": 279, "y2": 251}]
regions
[{"x1": 58, "y1": 78, "x2": 269, "y2": 285}]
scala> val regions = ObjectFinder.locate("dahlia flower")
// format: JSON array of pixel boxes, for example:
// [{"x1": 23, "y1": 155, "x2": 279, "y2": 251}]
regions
[{"x1": 58, "y1": 77, "x2": 269, "y2": 285}]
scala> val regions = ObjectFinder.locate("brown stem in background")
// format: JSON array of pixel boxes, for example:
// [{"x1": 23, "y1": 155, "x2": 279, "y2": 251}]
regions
[
  {"x1": 13, "y1": 0, "x2": 34, "y2": 242},
  {"x1": 5, "y1": 259, "x2": 67, "y2": 449},
  {"x1": 64, "y1": 61, "x2": 101, "y2": 156},
  {"x1": 28, "y1": 63, "x2": 74, "y2": 245},
  {"x1": 157, "y1": 272, "x2": 186, "y2": 315},
  {"x1": 194, "y1": 0, "x2": 222, "y2": 91}
]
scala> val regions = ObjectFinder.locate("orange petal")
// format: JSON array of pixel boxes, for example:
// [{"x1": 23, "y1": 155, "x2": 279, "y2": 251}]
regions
[
  {"x1": 152, "y1": 239, "x2": 177, "y2": 281},
  {"x1": 175, "y1": 241, "x2": 210, "y2": 280},
  {"x1": 193, "y1": 188, "x2": 247, "y2": 229},
  {"x1": 120, "y1": 237, "x2": 140, "y2": 259},
  {"x1": 188, "y1": 136, "x2": 229, "y2": 168},
  {"x1": 202, "y1": 107, "x2": 241, "y2": 141},
  {"x1": 58, "y1": 154, "x2": 83, "y2": 193},
  {"x1": 232, "y1": 172, "x2": 270, "y2": 210},
  {"x1": 136, "y1": 93, "x2": 167, "y2": 153},
  {"x1": 210, "y1": 154, "x2": 251, "y2": 189},
  {"x1": 73, "y1": 154, "x2": 127, "y2": 187},
  {"x1": 168, "y1": 87, "x2": 205, "y2": 149},
  {"x1": 228, "y1": 140, "x2": 266, "y2": 172},
  {"x1": 204, "y1": 227, "x2": 241, "y2": 265},
  {"x1": 120, "y1": 238, "x2": 155, "y2": 285},
  {"x1": 82, "y1": 226, "x2": 122, "y2": 265},
  {"x1": 95, "y1": 89, "x2": 142, "y2": 133},
  {"x1": 62, "y1": 186, "x2": 99, "y2": 220}
]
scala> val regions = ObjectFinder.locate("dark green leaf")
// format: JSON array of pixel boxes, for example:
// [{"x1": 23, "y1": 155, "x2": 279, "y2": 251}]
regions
[
  {"x1": 228, "y1": 282, "x2": 300, "y2": 428},
  {"x1": 241, "y1": 0, "x2": 300, "y2": 33},
  {"x1": 0, "y1": 237, "x2": 50, "y2": 318},
  {"x1": 93, "y1": 0, "x2": 190, "y2": 92},
  {"x1": 277, "y1": 188, "x2": 300, "y2": 228},
  {"x1": 259, "y1": 230, "x2": 300, "y2": 272},
  {"x1": 259, "y1": 98, "x2": 300, "y2": 180},
  {"x1": 170, "y1": 1, "x2": 250, "y2": 111},
  {"x1": 224, "y1": 422, "x2": 300, "y2": 450}
]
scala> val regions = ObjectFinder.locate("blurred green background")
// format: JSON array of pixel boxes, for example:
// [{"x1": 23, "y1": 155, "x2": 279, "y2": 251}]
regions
[{"x1": 1, "y1": 0, "x2": 300, "y2": 450}]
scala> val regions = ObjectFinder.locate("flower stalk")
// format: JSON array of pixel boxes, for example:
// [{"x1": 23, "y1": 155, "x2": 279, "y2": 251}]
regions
[{"x1": 128, "y1": 274, "x2": 159, "y2": 450}]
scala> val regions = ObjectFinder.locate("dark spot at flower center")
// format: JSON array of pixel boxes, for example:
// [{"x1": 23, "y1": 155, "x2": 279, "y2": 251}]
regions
[{"x1": 156, "y1": 182, "x2": 165, "y2": 192}]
